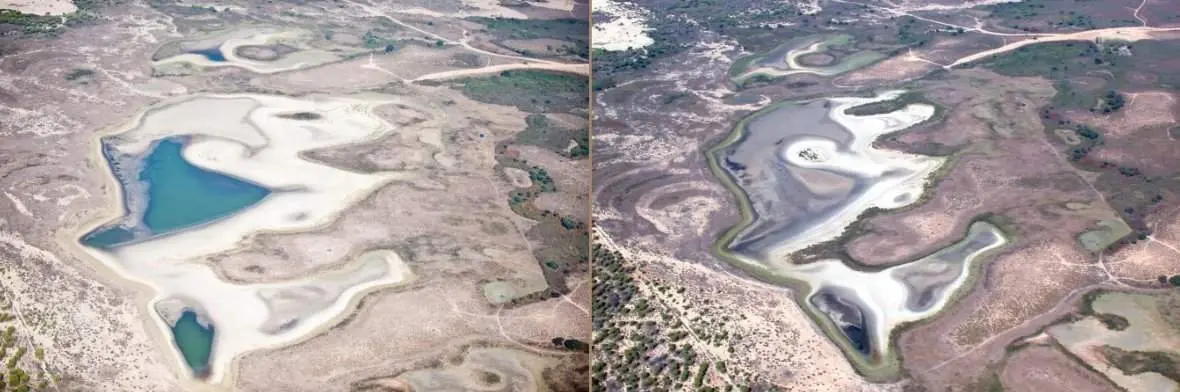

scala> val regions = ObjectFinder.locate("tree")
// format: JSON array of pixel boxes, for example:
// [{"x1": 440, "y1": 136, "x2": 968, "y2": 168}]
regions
[{"x1": 563, "y1": 338, "x2": 588, "y2": 352}]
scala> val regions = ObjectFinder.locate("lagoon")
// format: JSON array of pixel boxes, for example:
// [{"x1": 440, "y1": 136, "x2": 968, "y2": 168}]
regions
[
  {"x1": 67, "y1": 94, "x2": 420, "y2": 382},
  {"x1": 189, "y1": 47, "x2": 227, "y2": 62},
  {"x1": 82, "y1": 137, "x2": 270, "y2": 248},
  {"x1": 708, "y1": 91, "x2": 1008, "y2": 378},
  {"x1": 69, "y1": 94, "x2": 416, "y2": 385},
  {"x1": 140, "y1": 138, "x2": 270, "y2": 232},
  {"x1": 171, "y1": 310, "x2": 216, "y2": 379}
]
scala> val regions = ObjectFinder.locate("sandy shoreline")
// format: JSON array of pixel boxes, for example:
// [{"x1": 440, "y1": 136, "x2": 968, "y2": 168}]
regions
[{"x1": 54, "y1": 92, "x2": 421, "y2": 390}]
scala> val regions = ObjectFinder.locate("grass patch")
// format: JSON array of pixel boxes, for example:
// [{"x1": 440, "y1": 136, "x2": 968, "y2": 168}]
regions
[
  {"x1": 979, "y1": 41, "x2": 1123, "y2": 78},
  {"x1": 1094, "y1": 90, "x2": 1126, "y2": 114},
  {"x1": 361, "y1": 30, "x2": 398, "y2": 50},
  {"x1": 967, "y1": 371, "x2": 1005, "y2": 392},
  {"x1": 728, "y1": 54, "x2": 761, "y2": 78},
  {"x1": 496, "y1": 147, "x2": 587, "y2": 298},
  {"x1": 274, "y1": 112, "x2": 322, "y2": 120},
  {"x1": 1101, "y1": 346, "x2": 1180, "y2": 382},
  {"x1": 895, "y1": 16, "x2": 936, "y2": 46},
  {"x1": 0, "y1": 0, "x2": 109, "y2": 36},
  {"x1": 469, "y1": 17, "x2": 587, "y2": 41},
  {"x1": 64, "y1": 68, "x2": 94, "y2": 81},
  {"x1": 1065, "y1": 124, "x2": 1103, "y2": 161},
  {"x1": 0, "y1": 8, "x2": 70, "y2": 35},
  {"x1": 528, "y1": 166, "x2": 556, "y2": 193},
  {"x1": 981, "y1": 41, "x2": 1138, "y2": 114},
  {"x1": 1051, "y1": 80, "x2": 1097, "y2": 111},
  {"x1": 1076, "y1": 289, "x2": 1134, "y2": 332},
  {"x1": 516, "y1": 114, "x2": 589, "y2": 159},
  {"x1": 1094, "y1": 313, "x2": 1131, "y2": 331},
  {"x1": 517, "y1": 115, "x2": 569, "y2": 148},
  {"x1": 1076, "y1": 219, "x2": 1132, "y2": 252},
  {"x1": 0, "y1": 9, "x2": 57, "y2": 24},
  {"x1": 468, "y1": 17, "x2": 587, "y2": 59},
  {"x1": 458, "y1": 70, "x2": 588, "y2": 113},
  {"x1": 986, "y1": 1, "x2": 1047, "y2": 21},
  {"x1": 984, "y1": 0, "x2": 1139, "y2": 32}
]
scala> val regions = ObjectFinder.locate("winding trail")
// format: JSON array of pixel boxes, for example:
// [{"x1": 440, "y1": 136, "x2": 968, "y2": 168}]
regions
[
  {"x1": 1131, "y1": 0, "x2": 1149, "y2": 27},
  {"x1": 411, "y1": 62, "x2": 588, "y2": 82},
  {"x1": 341, "y1": 0, "x2": 564, "y2": 66},
  {"x1": 832, "y1": 0, "x2": 1049, "y2": 37},
  {"x1": 923, "y1": 282, "x2": 1108, "y2": 373},
  {"x1": 556, "y1": 280, "x2": 590, "y2": 316},
  {"x1": 833, "y1": 0, "x2": 1180, "y2": 70},
  {"x1": 441, "y1": 298, "x2": 575, "y2": 355},
  {"x1": 150, "y1": 7, "x2": 587, "y2": 92},
  {"x1": 905, "y1": 48, "x2": 948, "y2": 68},
  {"x1": 361, "y1": 53, "x2": 406, "y2": 81},
  {"x1": 946, "y1": 26, "x2": 1180, "y2": 68}
]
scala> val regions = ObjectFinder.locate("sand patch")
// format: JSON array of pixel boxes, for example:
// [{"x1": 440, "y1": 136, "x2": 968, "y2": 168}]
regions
[
  {"x1": 0, "y1": 0, "x2": 75, "y2": 15},
  {"x1": 591, "y1": 0, "x2": 653, "y2": 51}
]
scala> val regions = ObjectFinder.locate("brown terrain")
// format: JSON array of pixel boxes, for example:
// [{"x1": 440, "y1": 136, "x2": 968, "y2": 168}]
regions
[
  {"x1": 1000, "y1": 345, "x2": 1122, "y2": 392},
  {"x1": 592, "y1": 0, "x2": 1180, "y2": 390},
  {"x1": 0, "y1": 0, "x2": 589, "y2": 391}
]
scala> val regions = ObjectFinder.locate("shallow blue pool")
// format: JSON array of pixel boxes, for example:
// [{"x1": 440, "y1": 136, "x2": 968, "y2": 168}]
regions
[
  {"x1": 171, "y1": 310, "x2": 216, "y2": 378},
  {"x1": 188, "y1": 47, "x2": 226, "y2": 62},
  {"x1": 82, "y1": 137, "x2": 270, "y2": 248}
]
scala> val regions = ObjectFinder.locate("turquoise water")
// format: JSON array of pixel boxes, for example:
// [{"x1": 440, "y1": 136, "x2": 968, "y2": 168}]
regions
[
  {"x1": 81, "y1": 137, "x2": 270, "y2": 248},
  {"x1": 171, "y1": 310, "x2": 215, "y2": 378},
  {"x1": 189, "y1": 47, "x2": 226, "y2": 62},
  {"x1": 80, "y1": 226, "x2": 137, "y2": 247},
  {"x1": 139, "y1": 139, "x2": 270, "y2": 232}
]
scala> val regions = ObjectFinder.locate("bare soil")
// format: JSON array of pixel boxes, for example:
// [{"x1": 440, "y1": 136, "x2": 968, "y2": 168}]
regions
[{"x1": 1001, "y1": 345, "x2": 1121, "y2": 392}]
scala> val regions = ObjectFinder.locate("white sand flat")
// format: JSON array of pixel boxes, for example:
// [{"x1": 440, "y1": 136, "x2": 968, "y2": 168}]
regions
[{"x1": 75, "y1": 94, "x2": 417, "y2": 384}]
